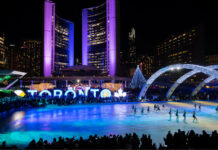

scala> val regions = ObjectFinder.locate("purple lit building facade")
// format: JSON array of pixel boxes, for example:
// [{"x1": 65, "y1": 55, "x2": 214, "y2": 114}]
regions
[
  {"x1": 44, "y1": 0, "x2": 74, "y2": 77},
  {"x1": 82, "y1": 0, "x2": 120, "y2": 76}
]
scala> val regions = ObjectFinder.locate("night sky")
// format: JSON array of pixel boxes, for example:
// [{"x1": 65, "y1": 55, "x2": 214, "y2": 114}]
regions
[{"x1": 1, "y1": 0, "x2": 218, "y2": 59}]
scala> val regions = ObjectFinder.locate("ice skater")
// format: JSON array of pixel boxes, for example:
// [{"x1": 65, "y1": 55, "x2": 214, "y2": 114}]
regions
[
  {"x1": 194, "y1": 103, "x2": 197, "y2": 110},
  {"x1": 132, "y1": 105, "x2": 135, "y2": 111},
  {"x1": 157, "y1": 105, "x2": 160, "y2": 111},
  {"x1": 154, "y1": 104, "x2": 156, "y2": 111},
  {"x1": 175, "y1": 109, "x2": 179, "y2": 121},
  {"x1": 169, "y1": 108, "x2": 172, "y2": 121},
  {"x1": 134, "y1": 107, "x2": 137, "y2": 114},
  {"x1": 147, "y1": 106, "x2": 150, "y2": 113},
  {"x1": 199, "y1": 104, "x2": 201, "y2": 111},
  {"x1": 183, "y1": 110, "x2": 186, "y2": 121},
  {"x1": 193, "y1": 111, "x2": 197, "y2": 123},
  {"x1": 141, "y1": 107, "x2": 144, "y2": 115},
  {"x1": 216, "y1": 106, "x2": 218, "y2": 113}
]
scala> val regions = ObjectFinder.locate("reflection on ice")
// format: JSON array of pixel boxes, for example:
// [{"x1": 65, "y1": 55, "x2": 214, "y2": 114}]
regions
[{"x1": 0, "y1": 100, "x2": 218, "y2": 148}]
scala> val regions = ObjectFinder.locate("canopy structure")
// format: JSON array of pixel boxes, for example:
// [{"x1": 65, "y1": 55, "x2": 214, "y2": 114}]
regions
[
  {"x1": 0, "y1": 70, "x2": 26, "y2": 90},
  {"x1": 138, "y1": 64, "x2": 218, "y2": 100},
  {"x1": 130, "y1": 65, "x2": 146, "y2": 89}
]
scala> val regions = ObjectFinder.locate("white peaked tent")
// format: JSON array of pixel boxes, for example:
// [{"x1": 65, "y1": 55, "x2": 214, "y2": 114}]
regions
[{"x1": 130, "y1": 65, "x2": 146, "y2": 89}]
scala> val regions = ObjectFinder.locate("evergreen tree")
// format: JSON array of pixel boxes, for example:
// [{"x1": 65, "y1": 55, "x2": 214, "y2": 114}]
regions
[{"x1": 130, "y1": 65, "x2": 146, "y2": 89}]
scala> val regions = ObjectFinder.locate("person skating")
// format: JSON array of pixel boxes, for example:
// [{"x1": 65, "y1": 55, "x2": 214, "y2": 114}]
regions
[
  {"x1": 169, "y1": 108, "x2": 172, "y2": 117},
  {"x1": 141, "y1": 107, "x2": 144, "y2": 115},
  {"x1": 132, "y1": 105, "x2": 134, "y2": 111},
  {"x1": 175, "y1": 109, "x2": 179, "y2": 120},
  {"x1": 168, "y1": 108, "x2": 172, "y2": 121},
  {"x1": 194, "y1": 103, "x2": 197, "y2": 110},
  {"x1": 183, "y1": 110, "x2": 186, "y2": 121},
  {"x1": 134, "y1": 107, "x2": 137, "y2": 114},
  {"x1": 154, "y1": 104, "x2": 156, "y2": 111},
  {"x1": 147, "y1": 106, "x2": 150, "y2": 113},
  {"x1": 199, "y1": 104, "x2": 201, "y2": 111},
  {"x1": 193, "y1": 111, "x2": 197, "y2": 122},
  {"x1": 157, "y1": 105, "x2": 160, "y2": 111}
]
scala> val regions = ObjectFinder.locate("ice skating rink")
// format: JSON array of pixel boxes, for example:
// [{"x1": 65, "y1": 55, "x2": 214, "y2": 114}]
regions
[{"x1": 0, "y1": 100, "x2": 218, "y2": 147}]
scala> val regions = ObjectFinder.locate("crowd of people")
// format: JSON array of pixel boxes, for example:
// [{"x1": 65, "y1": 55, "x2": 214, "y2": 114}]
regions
[
  {"x1": 144, "y1": 91, "x2": 218, "y2": 101},
  {"x1": 0, "y1": 94, "x2": 134, "y2": 114},
  {"x1": 0, "y1": 97, "x2": 41, "y2": 114},
  {"x1": 160, "y1": 129, "x2": 218, "y2": 149},
  {"x1": 1, "y1": 130, "x2": 218, "y2": 149},
  {"x1": 0, "y1": 88, "x2": 217, "y2": 114}
]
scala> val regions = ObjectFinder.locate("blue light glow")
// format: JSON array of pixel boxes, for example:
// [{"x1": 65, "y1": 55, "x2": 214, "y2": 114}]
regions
[
  {"x1": 39, "y1": 90, "x2": 52, "y2": 97},
  {"x1": 53, "y1": 89, "x2": 63, "y2": 98},
  {"x1": 78, "y1": 89, "x2": 84, "y2": 96},
  {"x1": 1, "y1": 101, "x2": 218, "y2": 148},
  {"x1": 25, "y1": 88, "x2": 127, "y2": 99},
  {"x1": 90, "y1": 89, "x2": 99, "y2": 98},
  {"x1": 69, "y1": 23, "x2": 74, "y2": 66},
  {"x1": 27, "y1": 90, "x2": 38, "y2": 97},
  {"x1": 64, "y1": 90, "x2": 76, "y2": 98},
  {"x1": 100, "y1": 89, "x2": 111, "y2": 98}
]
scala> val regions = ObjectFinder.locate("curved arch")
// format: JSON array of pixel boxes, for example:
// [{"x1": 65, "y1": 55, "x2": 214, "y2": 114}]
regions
[
  {"x1": 166, "y1": 65, "x2": 218, "y2": 98},
  {"x1": 138, "y1": 64, "x2": 218, "y2": 100},
  {"x1": 192, "y1": 75, "x2": 217, "y2": 96}
]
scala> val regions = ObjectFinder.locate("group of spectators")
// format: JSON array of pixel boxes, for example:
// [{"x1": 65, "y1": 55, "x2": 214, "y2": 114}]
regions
[
  {"x1": 25, "y1": 133, "x2": 155, "y2": 149},
  {"x1": 144, "y1": 92, "x2": 218, "y2": 101},
  {"x1": 0, "y1": 94, "x2": 134, "y2": 113},
  {"x1": 0, "y1": 91, "x2": 217, "y2": 114},
  {"x1": 1, "y1": 130, "x2": 218, "y2": 149},
  {"x1": 160, "y1": 129, "x2": 218, "y2": 149},
  {"x1": 0, "y1": 97, "x2": 40, "y2": 114}
]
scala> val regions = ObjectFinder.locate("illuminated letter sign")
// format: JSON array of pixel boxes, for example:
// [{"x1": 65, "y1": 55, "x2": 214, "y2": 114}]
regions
[
  {"x1": 27, "y1": 90, "x2": 38, "y2": 97},
  {"x1": 26, "y1": 87, "x2": 127, "y2": 99},
  {"x1": 77, "y1": 89, "x2": 84, "y2": 96},
  {"x1": 54, "y1": 89, "x2": 63, "y2": 98},
  {"x1": 100, "y1": 89, "x2": 111, "y2": 98},
  {"x1": 84, "y1": 87, "x2": 90, "y2": 96},
  {"x1": 64, "y1": 90, "x2": 76, "y2": 98},
  {"x1": 114, "y1": 89, "x2": 127, "y2": 98},
  {"x1": 90, "y1": 89, "x2": 99, "y2": 98},
  {"x1": 39, "y1": 90, "x2": 52, "y2": 97}
]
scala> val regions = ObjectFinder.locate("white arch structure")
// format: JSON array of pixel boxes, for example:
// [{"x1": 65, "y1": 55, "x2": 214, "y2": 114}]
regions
[
  {"x1": 166, "y1": 65, "x2": 218, "y2": 98},
  {"x1": 192, "y1": 75, "x2": 217, "y2": 96},
  {"x1": 138, "y1": 64, "x2": 218, "y2": 100}
]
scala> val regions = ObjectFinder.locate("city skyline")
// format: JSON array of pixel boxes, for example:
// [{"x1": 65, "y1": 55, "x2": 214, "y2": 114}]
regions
[{"x1": 1, "y1": 0, "x2": 218, "y2": 59}]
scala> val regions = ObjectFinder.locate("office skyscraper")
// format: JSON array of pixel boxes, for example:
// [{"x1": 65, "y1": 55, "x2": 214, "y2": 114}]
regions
[
  {"x1": 15, "y1": 40, "x2": 42, "y2": 76},
  {"x1": 82, "y1": 0, "x2": 120, "y2": 76},
  {"x1": 0, "y1": 34, "x2": 7, "y2": 69},
  {"x1": 44, "y1": 0, "x2": 74, "y2": 77},
  {"x1": 155, "y1": 25, "x2": 204, "y2": 70}
]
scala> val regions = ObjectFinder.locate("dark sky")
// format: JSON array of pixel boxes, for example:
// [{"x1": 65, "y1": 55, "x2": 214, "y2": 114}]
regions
[{"x1": 1, "y1": 0, "x2": 218, "y2": 59}]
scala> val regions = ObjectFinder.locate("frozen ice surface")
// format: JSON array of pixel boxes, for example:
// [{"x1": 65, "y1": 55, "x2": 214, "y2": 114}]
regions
[{"x1": 0, "y1": 100, "x2": 218, "y2": 148}]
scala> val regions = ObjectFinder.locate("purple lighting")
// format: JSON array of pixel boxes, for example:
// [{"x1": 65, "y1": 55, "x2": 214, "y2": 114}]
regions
[
  {"x1": 44, "y1": 0, "x2": 55, "y2": 77},
  {"x1": 82, "y1": 9, "x2": 88, "y2": 65},
  {"x1": 81, "y1": 0, "x2": 119, "y2": 76},
  {"x1": 108, "y1": 0, "x2": 116, "y2": 76},
  {"x1": 69, "y1": 23, "x2": 74, "y2": 66}
]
